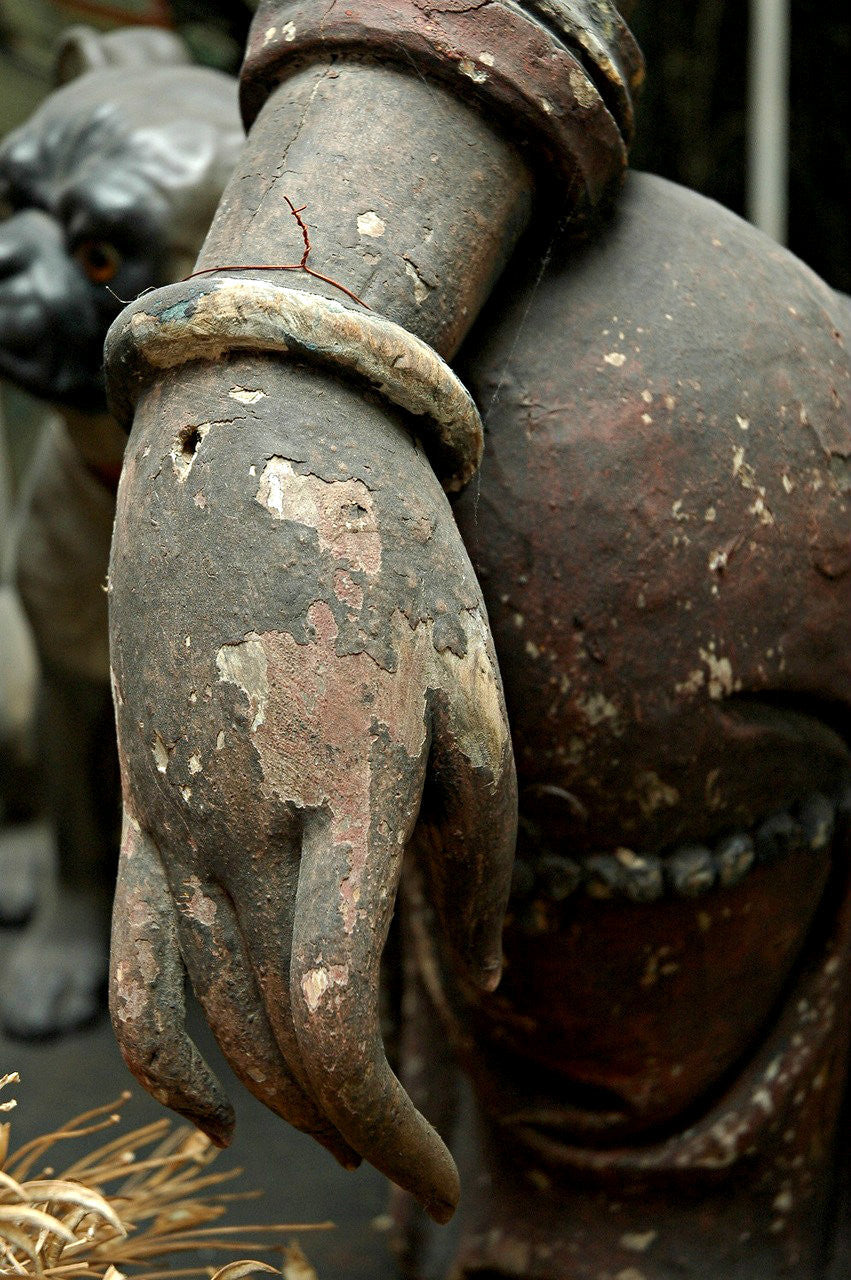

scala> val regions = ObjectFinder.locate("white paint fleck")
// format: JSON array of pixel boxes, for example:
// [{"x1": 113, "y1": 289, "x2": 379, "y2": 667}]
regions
[
  {"x1": 578, "y1": 691, "x2": 624, "y2": 734},
  {"x1": 699, "y1": 644, "x2": 738, "y2": 699},
  {"x1": 620, "y1": 1231, "x2": 657, "y2": 1253},
  {"x1": 188, "y1": 754, "x2": 202, "y2": 775},
  {"x1": 479, "y1": 50, "x2": 495, "y2": 65},
  {"x1": 736, "y1": 414, "x2": 750, "y2": 430},
  {"x1": 752, "y1": 1087, "x2": 774, "y2": 1115},
  {"x1": 540, "y1": 97, "x2": 554, "y2": 114},
  {"x1": 675, "y1": 668, "x2": 705, "y2": 697},
  {"x1": 782, "y1": 473, "x2": 794, "y2": 493},
  {"x1": 748, "y1": 494, "x2": 775, "y2": 526},
  {"x1": 357, "y1": 211, "x2": 386, "y2": 238},
  {"x1": 180, "y1": 785, "x2": 192, "y2": 803},
  {"x1": 264, "y1": 25, "x2": 277, "y2": 43},
  {"x1": 282, "y1": 20, "x2": 296, "y2": 41},
  {"x1": 604, "y1": 351, "x2": 627, "y2": 367},
  {"x1": 215, "y1": 731, "x2": 225, "y2": 751}
]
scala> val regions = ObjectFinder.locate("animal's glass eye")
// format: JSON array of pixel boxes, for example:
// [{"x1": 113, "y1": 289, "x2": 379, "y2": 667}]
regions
[{"x1": 74, "y1": 239, "x2": 121, "y2": 284}]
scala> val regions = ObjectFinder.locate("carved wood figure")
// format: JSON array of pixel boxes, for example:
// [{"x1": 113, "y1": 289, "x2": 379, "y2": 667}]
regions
[
  {"x1": 0, "y1": 26, "x2": 243, "y2": 1035},
  {"x1": 103, "y1": 3, "x2": 850, "y2": 1277}
]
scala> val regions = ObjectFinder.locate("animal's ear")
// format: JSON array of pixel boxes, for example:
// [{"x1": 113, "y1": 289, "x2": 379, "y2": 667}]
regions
[{"x1": 53, "y1": 25, "x2": 191, "y2": 86}]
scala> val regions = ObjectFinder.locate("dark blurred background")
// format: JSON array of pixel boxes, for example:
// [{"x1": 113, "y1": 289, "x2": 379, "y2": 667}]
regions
[{"x1": 630, "y1": 0, "x2": 851, "y2": 294}]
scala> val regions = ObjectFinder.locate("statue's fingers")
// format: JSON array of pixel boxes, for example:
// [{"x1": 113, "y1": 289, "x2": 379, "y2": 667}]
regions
[
  {"x1": 290, "y1": 789, "x2": 460, "y2": 1225},
  {"x1": 109, "y1": 813, "x2": 234, "y2": 1146},
  {"x1": 422, "y1": 640, "x2": 518, "y2": 993},
  {"x1": 171, "y1": 870, "x2": 360, "y2": 1170},
  {"x1": 220, "y1": 836, "x2": 337, "y2": 1142}
]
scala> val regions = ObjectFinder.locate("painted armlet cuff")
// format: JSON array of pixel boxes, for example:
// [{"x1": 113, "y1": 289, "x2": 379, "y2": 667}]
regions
[{"x1": 104, "y1": 276, "x2": 484, "y2": 492}]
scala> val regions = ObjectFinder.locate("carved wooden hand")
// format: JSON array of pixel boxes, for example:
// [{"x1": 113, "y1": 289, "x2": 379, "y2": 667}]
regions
[{"x1": 107, "y1": 350, "x2": 516, "y2": 1221}]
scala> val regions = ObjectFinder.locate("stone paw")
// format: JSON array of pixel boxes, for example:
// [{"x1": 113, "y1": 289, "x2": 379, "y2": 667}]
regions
[
  {"x1": 0, "y1": 820, "x2": 54, "y2": 926},
  {"x1": 0, "y1": 887, "x2": 109, "y2": 1037}
]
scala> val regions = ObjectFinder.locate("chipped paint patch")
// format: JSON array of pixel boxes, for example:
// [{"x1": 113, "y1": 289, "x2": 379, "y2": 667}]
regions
[
  {"x1": 152, "y1": 731, "x2": 172, "y2": 774},
  {"x1": 302, "y1": 966, "x2": 328, "y2": 1012},
  {"x1": 230, "y1": 604, "x2": 510, "y2": 937},
  {"x1": 404, "y1": 259, "x2": 432, "y2": 305},
  {"x1": 183, "y1": 876, "x2": 216, "y2": 927},
  {"x1": 216, "y1": 633, "x2": 269, "y2": 731},
  {"x1": 229, "y1": 386, "x2": 267, "y2": 404},
  {"x1": 334, "y1": 569, "x2": 364, "y2": 612},
  {"x1": 458, "y1": 57, "x2": 488, "y2": 83},
  {"x1": 188, "y1": 754, "x2": 202, "y2": 775},
  {"x1": 256, "y1": 457, "x2": 381, "y2": 574},
  {"x1": 568, "y1": 65, "x2": 597, "y2": 108},
  {"x1": 301, "y1": 963, "x2": 349, "y2": 1012},
  {"x1": 357, "y1": 211, "x2": 385, "y2": 238},
  {"x1": 282, "y1": 20, "x2": 296, "y2": 41},
  {"x1": 170, "y1": 422, "x2": 210, "y2": 482}
]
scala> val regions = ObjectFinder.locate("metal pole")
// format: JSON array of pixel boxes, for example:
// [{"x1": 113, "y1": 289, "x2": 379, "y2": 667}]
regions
[{"x1": 747, "y1": 0, "x2": 791, "y2": 244}]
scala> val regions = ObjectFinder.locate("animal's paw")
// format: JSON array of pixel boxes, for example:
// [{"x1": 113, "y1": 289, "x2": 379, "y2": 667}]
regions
[
  {"x1": 0, "y1": 820, "x2": 53, "y2": 926},
  {"x1": 0, "y1": 885, "x2": 109, "y2": 1036}
]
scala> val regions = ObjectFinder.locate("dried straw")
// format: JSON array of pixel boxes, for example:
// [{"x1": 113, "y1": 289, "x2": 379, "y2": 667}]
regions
[{"x1": 0, "y1": 1072, "x2": 327, "y2": 1279}]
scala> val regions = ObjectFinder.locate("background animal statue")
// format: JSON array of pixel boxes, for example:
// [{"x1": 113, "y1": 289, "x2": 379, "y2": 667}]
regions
[
  {"x1": 0, "y1": 24, "x2": 243, "y2": 1036},
  {"x1": 103, "y1": 2, "x2": 850, "y2": 1276}
]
